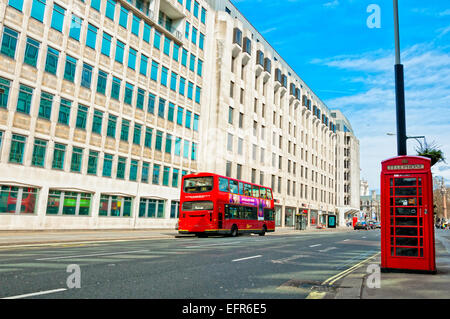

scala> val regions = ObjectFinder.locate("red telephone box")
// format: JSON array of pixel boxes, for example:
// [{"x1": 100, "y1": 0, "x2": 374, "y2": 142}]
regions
[{"x1": 380, "y1": 156, "x2": 436, "y2": 273}]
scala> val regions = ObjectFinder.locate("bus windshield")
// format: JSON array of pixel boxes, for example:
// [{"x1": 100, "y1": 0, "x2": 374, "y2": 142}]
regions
[{"x1": 183, "y1": 177, "x2": 214, "y2": 193}]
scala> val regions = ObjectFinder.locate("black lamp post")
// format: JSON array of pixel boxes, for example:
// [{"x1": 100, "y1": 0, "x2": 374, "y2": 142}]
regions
[{"x1": 393, "y1": 0, "x2": 407, "y2": 156}]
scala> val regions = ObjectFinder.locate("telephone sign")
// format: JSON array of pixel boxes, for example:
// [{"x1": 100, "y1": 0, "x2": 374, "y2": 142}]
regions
[{"x1": 380, "y1": 156, "x2": 436, "y2": 273}]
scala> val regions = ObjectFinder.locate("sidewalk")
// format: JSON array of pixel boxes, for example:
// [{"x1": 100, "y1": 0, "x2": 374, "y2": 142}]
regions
[
  {"x1": 0, "y1": 226, "x2": 352, "y2": 247},
  {"x1": 332, "y1": 229, "x2": 450, "y2": 299}
]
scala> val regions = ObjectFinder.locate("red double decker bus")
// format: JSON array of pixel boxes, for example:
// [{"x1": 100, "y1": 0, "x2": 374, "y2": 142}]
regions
[{"x1": 178, "y1": 173, "x2": 275, "y2": 237}]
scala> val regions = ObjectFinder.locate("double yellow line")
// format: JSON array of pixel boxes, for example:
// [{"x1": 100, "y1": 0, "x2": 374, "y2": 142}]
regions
[{"x1": 306, "y1": 252, "x2": 380, "y2": 299}]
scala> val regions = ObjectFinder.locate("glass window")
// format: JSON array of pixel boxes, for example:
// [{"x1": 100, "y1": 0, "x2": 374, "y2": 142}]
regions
[
  {"x1": 229, "y1": 180, "x2": 239, "y2": 194},
  {"x1": 170, "y1": 72, "x2": 177, "y2": 91},
  {"x1": 24, "y1": 37, "x2": 40, "y2": 67},
  {"x1": 243, "y1": 183, "x2": 252, "y2": 196},
  {"x1": 137, "y1": 88, "x2": 145, "y2": 110},
  {"x1": 86, "y1": 24, "x2": 98, "y2": 49},
  {"x1": 161, "y1": 67, "x2": 168, "y2": 87},
  {"x1": 144, "y1": 128, "x2": 152, "y2": 148},
  {"x1": 91, "y1": 0, "x2": 101, "y2": 11},
  {"x1": 81, "y1": 63, "x2": 93, "y2": 88},
  {"x1": 152, "y1": 164, "x2": 160, "y2": 185},
  {"x1": 1, "y1": 186, "x2": 38, "y2": 214},
  {"x1": 219, "y1": 177, "x2": 229, "y2": 192},
  {"x1": 130, "y1": 160, "x2": 138, "y2": 181},
  {"x1": 150, "y1": 61, "x2": 159, "y2": 81},
  {"x1": 8, "y1": 0, "x2": 24, "y2": 11},
  {"x1": 183, "y1": 141, "x2": 189, "y2": 159},
  {"x1": 252, "y1": 185, "x2": 260, "y2": 198},
  {"x1": 163, "y1": 37, "x2": 171, "y2": 56},
  {"x1": 193, "y1": 114, "x2": 199, "y2": 131},
  {"x1": 87, "y1": 151, "x2": 98, "y2": 175},
  {"x1": 128, "y1": 47, "x2": 137, "y2": 70},
  {"x1": 105, "y1": 0, "x2": 116, "y2": 20},
  {"x1": 165, "y1": 134, "x2": 172, "y2": 154},
  {"x1": 51, "y1": 4, "x2": 65, "y2": 32},
  {"x1": 0, "y1": 77, "x2": 11, "y2": 108},
  {"x1": 174, "y1": 137, "x2": 181, "y2": 156},
  {"x1": 177, "y1": 107, "x2": 184, "y2": 126},
  {"x1": 92, "y1": 110, "x2": 103, "y2": 134},
  {"x1": 119, "y1": 6, "x2": 129, "y2": 28},
  {"x1": 9, "y1": 134, "x2": 26, "y2": 164},
  {"x1": 102, "y1": 153, "x2": 113, "y2": 177},
  {"x1": 117, "y1": 156, "x2": 126, "y2": 179},
  {"x1": 143, "y1": 23, "x2": 151, "y2": 43},
  {"x1": 32, "y1": 0, "x2": 47, "y2": 21},
  {"x1": 185, "y1": 110, "x2": 192, "y2": 129},
  {"x1": 172, "y1": 169, "x2": 179, "y2": 188},
  {"x1": 140, "y1": 54, "x2": 148, "y2": 76},
  {"x1": 97, "y1": 70, "x2": 108, "y2": 95},
  {"x1": 38, "y1": 91, "x2": 53, "y2": 119},
  {"x1": 120, "y1": 119, "x2": 130, "y2": 141},
  {"x1": 191, "y1": 142, "x2": 197, "y2": 161},
  {"x1": 75, "y1": 104, "x2": 88, "y2": 129},
  {"x1": 69, "y1": 14, "x2": 82, "y2": 41},
  {"x1": 163, "y1": 166, "x2": 170, "y2": 186},
  {"x1": 1, "y1": 27, "x2": 19, "y2": 59},
  {"x1": 133, "y1": 123, "x2": 141, "y2": 144},
  {"x1": 70, "y1": 147, "x2": 83, "y2": 172},
  {"x1": 58, "y1": 98, "x2": 71, "y2": 125},
  {"x1": 155, "y1": 130, "x2": 163, "y2": 151},
  {"x1": 64, "y1": 55, "x2": 77, "y2": 82},
  {"x1": 115, "y1": 40, "x2": 125, "y2": 63},
  {"x1": 173, "y1": 43, "x2": 180, "y2": 62},
  {"x1": 154, "y1": 31, "x2": 161, "y2": 49},
  {"x1": 158, "y1": 98, "x2": 165, "y2": 118},
  {"x1": 52, "y1": 143, "x2": 66, "y2": 170},
  {"x1": 111, "y1": 77, "x2": 121, "y2": 100},
  {"x1": 141, "y1": 162, "x2": 150, "y2": 183},
  {"x1": 45, "y1": 47, "x2": 59, "y2": 74},
  {"x1": 101, "y1": 32, "x2": 112, "y2": 56},
  {"x1": 132, "y1": 15, "x2": 140, "y2": 36},
  {"x1": 201, "y1": 7, "x2": 207, "y2": 24},
  {"x1": 139, "y1": 199, "x2": 165, "y2": 218},
  {"x1": 124, "y1": 82, "x2": 134, "y2": 105},
  {"x1": 46, "y1": 191, "x2": 92, "y2": 216},
  {"x1": 16, "y1": 84, "x2": 33, "y2": 114}
]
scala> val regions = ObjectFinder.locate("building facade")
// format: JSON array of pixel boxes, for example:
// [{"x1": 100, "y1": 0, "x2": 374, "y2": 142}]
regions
[{"x1": 0, "y1": 0, "x2": 360, "y2": 230}]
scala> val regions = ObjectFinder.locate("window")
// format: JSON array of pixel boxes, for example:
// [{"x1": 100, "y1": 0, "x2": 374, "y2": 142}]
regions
[
  {"x1": 154, "y1": 31, "x2": 161, "y2": 49},
  {"x1": 0, "y1": 186, "x2": 38, "y2": 214},
  {"x1": 179, "y1": 77, "x2": 186, "y2": 96},
  {"x1": 150, "y1": 61, "x2": 159, "y2": 81},
  {"x1": 101, "y1": 32, "x2": 112, "y2": 56},
  {"x1": 165, "y1": 134, "x2": 172, "y2": 154},
  {"x1": 168, "y1": 103, "x2": 175, "y2": 122},
  {"x1": 124, "y1": 83, "x2": 133, "y2": 105},
  {"x1": 69, "y1": 15, "x2": 82, "y2": 41},
  {"x1": 148, "y1": 93, "x2": 155, "y2": 113},
  {"x1": 195, "y1": 86, "x2": 201, "y2": 104},
  {"x1": 115, "y1": 40, "x2": 125, "y2": 63},
  {"x1": 117, "y1": 157, "x2": 126, "y2": 179},
  {"x1": 193, "y1": 114, "x2": 199, "y2": 131},
  {"x1": 46, "y1": 190, "x2": 92, "y2": 216},
  {"x1": 16, "y1": 84, "x2": 33, "y2": 114},
  {"x1": 161, "y1": 66, "x2": 168, "y2": 87},
  {"x1": 9, "y1": 134, "x2": 26, "y2": 164},
  {"x1": 191, "y1": 27, "x2": 197, "y2": 45},
  {"x1": 187, "y1": 82, "x2": 194, "y2": 100},
  {"x1": 133, "y1": 123, "x2": 141, "y2": 145},
  {"x1": 173, "y1": 43, "x2": 180, "y2": 61},
  {"x1": 174, "y1": 137, "x2": 181, "y2": 156},
  {"x1": 132, "y1": 15, "x2": 140, "y2": 36},
  {"x1": 144, "y1": 128, "x2": 152, "y2": 148},
  {"x1": 191, "y1": 143, "x2": 197, "y2": 161},
  {"x1": 0, "y1": 77, "x2": 11, "y2": 108},
  {"x1": 64, "y1": 55, "x2": 77, "y2": 82},
  {"x1": 183, "y1": 141, "x2": 189, "y2": 159},
  {"x1": 140, "y1": 54, "x2": 148, "y2": 76},
  {"x1": 185, "y1": 21, "x2": 190, "y2": 39},
  {"x1": 152, "y1": 164, "x2": 160, "y2": 184},
  {"x1": 137, "y1": 88, "x2": 145, "y2": 110},
  {"x1": 51, "y1": 4, "x2": 65, "y2": 32},
  {"x1": 143, "y1": 23, "x2": 151, "y2": 43},
  {"x1": 163, "y1": 166, "x2": 170, "y2": 186},
  {"x1": 120, "y1": 119, "x2": 130, "y2": 141},
  {"x1": 111, "y1": 77, "x2": 121, "y2": 100},
  {"x1": 99, "y1": 195, "x2": 133, "y2": 217},
  {"x1": 97, "y1": 70, "x2": 108, "y2": 95},
  {"x1": 199, "y1": 33, "x2": 205, "y2": 50},
  {"x1": 8, "y1": 0, "x2": 24, "y2": 11},
  {"x1": 86, "y1": 24, "x2": 98, "y2": 49},
  {"x1": 171, "y1": 170, "x2": 179, "y2": 188},
  {"x1": 227, "y1": 133, "x2": 233, "y2": 152},
  {"x1": 45, "y1": 47, "x2": 59, "y2": 75},
  {"x1": 75, "y1": 104, "x2": 88, "y2": 129},
  {"x1": 219, "y1": 177, "x2": 229, "y2": 192},
  {"x1": 52, "y1": 143, "x2": 66, "y2": 170},
  {"x1": 91, "y1": 0, "x2": 101, "y2": 11},
  {"x1": 102, "y1": 154, "x2": 113, "y2": 177},
  {"x1": 92, "y1": 110, "x2": 103, "y2": 134},
  {"x1": 194, "y1": 1, "x2": 199, "y2": 18},
  {"x1": 128, "y1": 48, "x2": 137, "y2": 70},
  {"x1": 185, "y1": 110, "x2": 192, "y2": 129},
  {"x1": 105, "y1": 0, "x2": 116, "y2": 21},
  {"x1": 158, "y1": 98, "x2": 165, "y2": 118},
  {"x1": 119, "y1": 6, "x2": 129, "y2": 28},
  {"x1": 197, "y1": 59, "x2": 203, "y2": 77},
  {"x1": 38, "y1": 92, "x2": 53, "y2": 120},
  {"x1": 141, "y1": 162, "x2": 150, "y2": 183},
  {"x1": 189, "y1": 54, "x2": 196, "y2": 72},
  {"x1": 24, "y1": 37, "x2": 40, "y2": 67},
  {"x1": 181, "y1": 49, "x2": 188, "y2": 66},
  {"x1": 170, "y1": 72, "x2": 177, "y2": 91},
  {"x1": 130, "y1": 160, "x2": 138, "y2": 181},
  {"x1": 70, "y1": 147, "x2": 83, "y2": 172},
  {"x1": 1, "y1": 27, "x2": 19, "y2": 59},
  {"x1": 139, "y1": 198, "x2": 165, "y2": 218},
  {"x1": 201, "y1": 7, "x2": 207, "y2": 24},
  {"x1": 58, "y1": 99, "x2": 71, "y2": 125},
  {"x1": 87, "y1": 151, "x2": 98, "y2": 175},
  {"x1": 177, "y1": 107, "x2": 184, "y2": 126},
  {"x1": 81, "y1": 63, "x2": 93, "y2": 88},
  {"x1": 163, "y1": 38, "x2": 171, "y2": 56},
  {"x1": 155, "y1": 131, "x2": 163, "y2": 151}
]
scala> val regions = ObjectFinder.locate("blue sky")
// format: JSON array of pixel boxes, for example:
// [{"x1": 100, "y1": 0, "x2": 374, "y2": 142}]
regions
[{"x1": 232, "y1": 0, "x2": 450, "y2": 191}]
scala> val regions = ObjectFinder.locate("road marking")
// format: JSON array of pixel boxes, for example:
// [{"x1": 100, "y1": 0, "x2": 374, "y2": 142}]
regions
[
  {"x1": 35, "y1": 249, "x2": 149, "y2": 261},
  {"x1": 319, "y1": 247, "x2": 337, "y2": 253},
  {"x1": 343, "y1": 239, "x2": 350, "y2": 241},
  {"x1": 2, "y1": 288, "x2": 67, "y2": 299},
  {"x1": 306, "y1": 291, "x2": 326, "y2": 299},
  {"x1": 186, "y1": 241, "x2": 241, "y2": 249},
  {"x1": 309, "y1": 244, "x2": 322, "y2": 248},
  {"x1": 232, "y1": 255, "x2": 262, "y2": 262}
]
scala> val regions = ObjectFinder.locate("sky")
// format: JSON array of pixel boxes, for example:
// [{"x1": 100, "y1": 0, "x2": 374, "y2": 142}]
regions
[{"x1": 232, "y1": 0, "x2": 450, "y2": 192}]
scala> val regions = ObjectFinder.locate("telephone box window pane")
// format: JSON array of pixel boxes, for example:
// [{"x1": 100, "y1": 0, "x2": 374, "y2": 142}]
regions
[
  {"x1": 395, "y1": 207, "x2": 417, "y2": 216},
  {"x1": 395, "y1": 237, "x2": 418, "y2": 247},
  {"x1": 396, "y1": 248, "x2": 418, "y2": 257},
  {"x1": 395, "y1": 178, "x2": 416, "y2": 187},
  {"x1": 394, "y1": 187, "x2": 417, "y2": 196},
  {"x1": 395, "y1": 217, "x2": 417, "y2": 226},
  {"x1": 395, "y1": 227, "x2": 417, "y2": 236},
  {"x1": 394, "y1": 197, "x2": 416, "y2": 206}
]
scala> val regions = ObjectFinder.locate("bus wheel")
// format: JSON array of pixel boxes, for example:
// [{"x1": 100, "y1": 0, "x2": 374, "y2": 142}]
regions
[
  {"x1": 259, "y1": 225, "x2": 267, "y2": 236},
  {"x1": 230, "y1": 225, "x2": 238, "y2": 237}
]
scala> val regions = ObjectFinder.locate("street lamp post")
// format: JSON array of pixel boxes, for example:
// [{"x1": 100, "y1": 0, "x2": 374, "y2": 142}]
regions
[{"x1": 393, "y1": 0, "x2": 407, "y2": 156}]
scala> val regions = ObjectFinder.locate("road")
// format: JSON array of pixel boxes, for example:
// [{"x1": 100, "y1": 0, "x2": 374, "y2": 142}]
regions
[{"x1": 0, "y1": 229, "x2": 380, "y2": 299}]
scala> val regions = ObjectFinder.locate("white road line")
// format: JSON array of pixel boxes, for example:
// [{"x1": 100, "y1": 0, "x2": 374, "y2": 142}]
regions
[
  {"x1": 319, "y1": 247, "x2": 337, "y2": 253},
  {"x1": 35, "y1": 249, "x2": 149, "y2": 261},
  {"x1": 232, "y1": 255, "x2": 262, "y2": 262},
  {"x1": 2, "y1": 288, "x2": 67, "y2": 299},
  {"x1": 309, "y1": 244, "x2": 322, "y2": 248},
  {"x1": 343, "y1": 239, "x2": 350, "y2": 241},
  {"x1": 185, "y1": 241, "x2": 241, "y2": 249}
]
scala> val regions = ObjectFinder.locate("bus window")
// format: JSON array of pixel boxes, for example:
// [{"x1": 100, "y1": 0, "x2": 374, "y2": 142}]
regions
[
  {"x1": 260, "y1": 188, "x2": 267, "y2": 199},
  {"x1": 252, "y1": 185, "x2": 259, "y2": 198},
  {"x1": 183, "y1": 177, "x2": 214, "y2": 193},
  {"x1": 219, "y1": 177, "x2": 229, "y2": 192},
  {"x1": 264, "y1": 208, "x2": 275, "y2": 221},
  {"x1": 238, "y1": 182, "x2": 244, "y2": 195},
  {"x1": 266, "y1": 189, "x2": 273, "y2": 200},
  {"x1": 243, "y1": 183, "x2": 252, "y2": 196},
  {"x1": 243, "y1": 206, "x2": 257, "y2": 220},
  {"x1": 229, "y1": 180, "x2": 239, "y2": 194},
  {"x1": 225, "y1": 205, "x2": 239, "y2": 219}
]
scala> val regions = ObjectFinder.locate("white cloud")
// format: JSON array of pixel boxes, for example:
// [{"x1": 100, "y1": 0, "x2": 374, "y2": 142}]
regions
[{"x1": 323, "y1": 0, "x2": 339, "y2": 8}]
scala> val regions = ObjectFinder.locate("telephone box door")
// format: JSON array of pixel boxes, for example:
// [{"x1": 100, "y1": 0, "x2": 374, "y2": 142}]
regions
[{"x1": 381, "y1": 156, "x2": 436, "y2": 273}]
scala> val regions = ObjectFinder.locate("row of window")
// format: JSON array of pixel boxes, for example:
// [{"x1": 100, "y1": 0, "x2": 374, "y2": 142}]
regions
[
  {"x1": 0, "y1": 185, "x2": 180, "y2": 219},
  {"x1": 0, "y1": 25, "x2": 203, "y2": 105},
  {"x1": 0, "y1": 131, "x2": 198, "y2": 183},
  {"x1": 0, "y1": 76, "x2": 200, "y2": 142}
]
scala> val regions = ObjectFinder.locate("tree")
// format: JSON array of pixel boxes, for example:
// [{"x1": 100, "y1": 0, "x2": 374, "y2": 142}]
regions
[{"x1": 415, "y1": 140, "x2": 446, "y2": 167}]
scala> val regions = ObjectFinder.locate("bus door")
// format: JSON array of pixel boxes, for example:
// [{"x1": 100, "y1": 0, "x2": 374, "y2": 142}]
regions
[{"x1": 218, "y1": 206, "x2": 223, "y2": 229}]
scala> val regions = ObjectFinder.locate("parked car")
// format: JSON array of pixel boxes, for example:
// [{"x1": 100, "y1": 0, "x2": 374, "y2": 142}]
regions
[
  {"x1": 354, "y1": 221, "x2": 369, "y2": 230},
  {"x1": 367, "y1": 220, "x2": 376, "y2": 229},
  {"x1": 375, "y1": 222, "x2": 381, "y2": 229}
]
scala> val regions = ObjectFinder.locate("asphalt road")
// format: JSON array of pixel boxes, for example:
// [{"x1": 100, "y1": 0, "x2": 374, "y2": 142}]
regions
[{"x1": 0, "y1": 229, "x2": 380, "y2": 299}]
